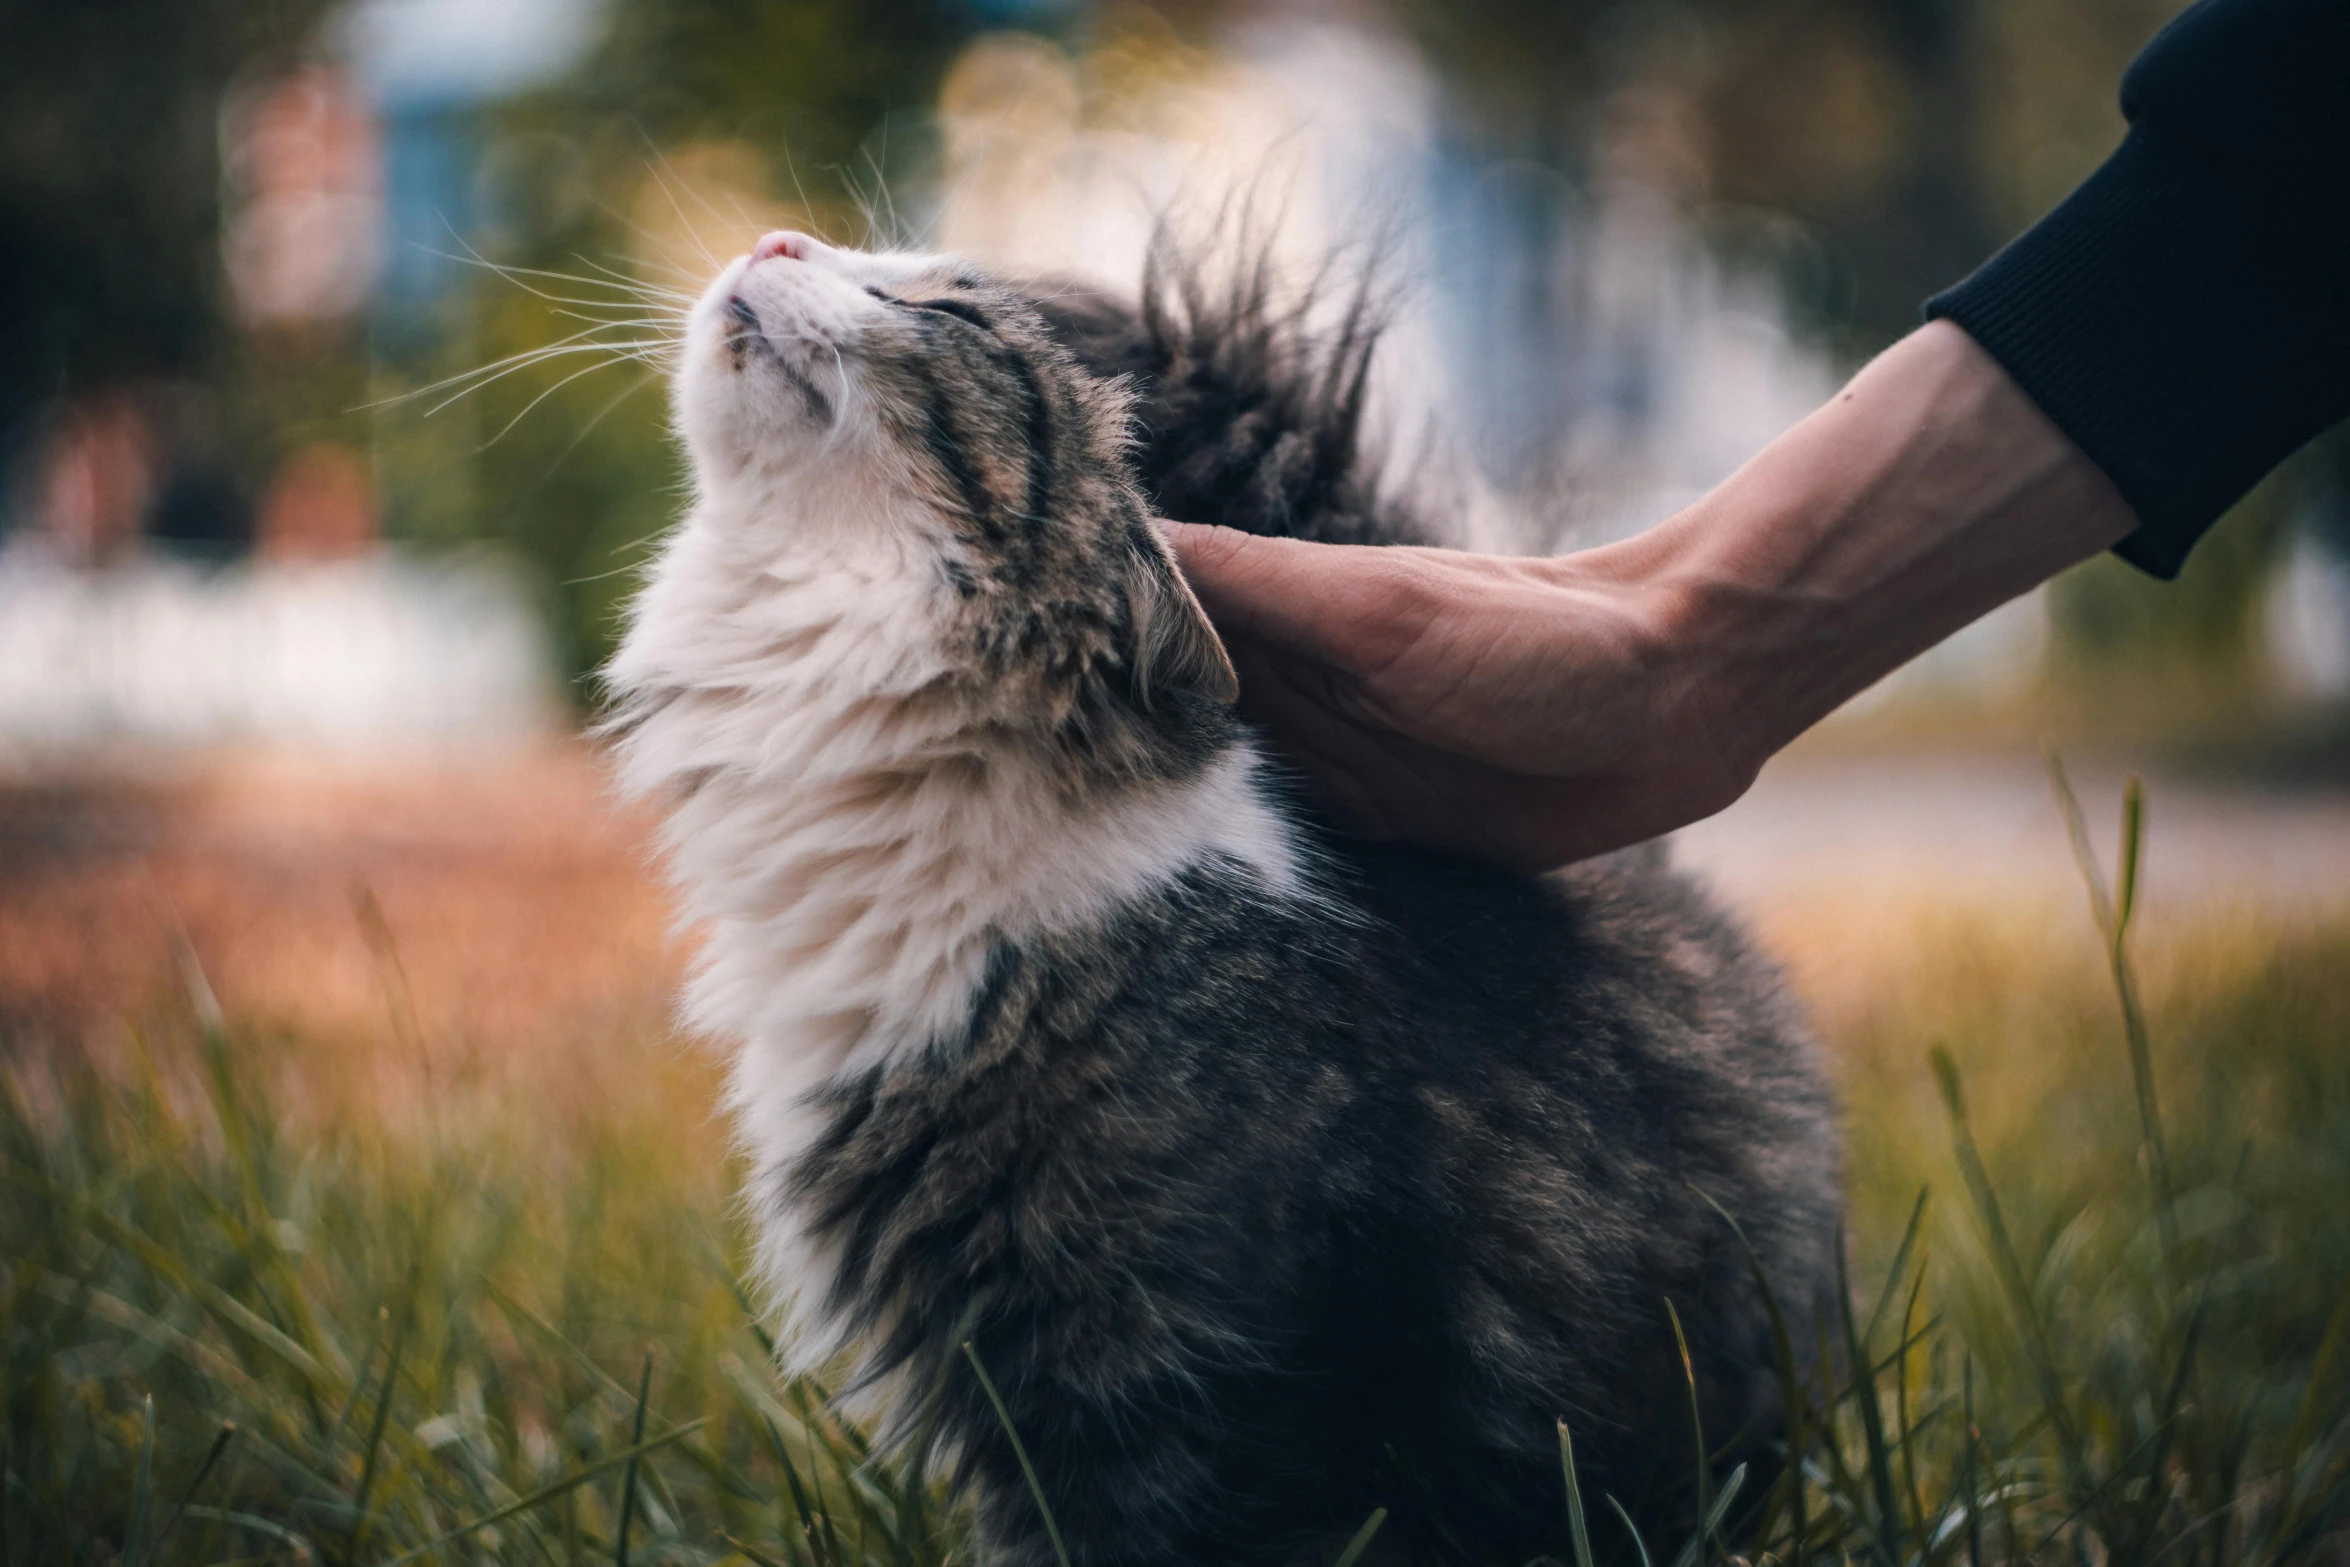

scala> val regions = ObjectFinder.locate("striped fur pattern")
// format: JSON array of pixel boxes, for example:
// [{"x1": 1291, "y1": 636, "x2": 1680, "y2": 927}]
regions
[{"x1": 606, "y1": 232, "x2": 1841, "y2": 1566}]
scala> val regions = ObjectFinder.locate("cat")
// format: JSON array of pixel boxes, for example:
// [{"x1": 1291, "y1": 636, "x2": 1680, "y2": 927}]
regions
[{"x1": 604, "y1": 226, "x2": 1841, "y2": 1567}]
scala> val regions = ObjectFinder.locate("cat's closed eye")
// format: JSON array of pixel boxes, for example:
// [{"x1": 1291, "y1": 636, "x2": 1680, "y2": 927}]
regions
[{"x1": 867, "y1": 287, "x2": 992, "y2": 332}]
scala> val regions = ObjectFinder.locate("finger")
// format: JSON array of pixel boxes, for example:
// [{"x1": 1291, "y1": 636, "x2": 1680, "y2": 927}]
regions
[
  {"x1": 1228, "y1": 643, "x2": 1651, "y2": 868},
  {"x1": 1228, "y1": 638, "x2": 1510, "y2": 848},
  {"x1": 1158, "y1": 521, "x2": 1427, "y2": 665}
]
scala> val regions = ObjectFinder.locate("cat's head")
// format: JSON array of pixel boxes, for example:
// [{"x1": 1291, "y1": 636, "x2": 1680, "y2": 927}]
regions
[{"x1": 671, "y1": 230, "x2": 1237, "y2": 733}]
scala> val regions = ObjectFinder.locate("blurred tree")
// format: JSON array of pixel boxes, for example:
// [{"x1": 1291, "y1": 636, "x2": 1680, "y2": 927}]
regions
[
  {"x1": 1702, "y1": 0, "x2": 1989, "y2": 343},
  {"x1": 1388, "y1": 0, "x2": 2188, "y2": 344},
  {"x1": 0, "y1": 0, "x2": 328, "y2": 473}
]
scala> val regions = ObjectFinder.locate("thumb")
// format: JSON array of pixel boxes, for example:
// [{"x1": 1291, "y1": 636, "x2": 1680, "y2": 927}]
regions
[{"x1": 1155, "y1": 520, "x2": 1387, "y2": 654}]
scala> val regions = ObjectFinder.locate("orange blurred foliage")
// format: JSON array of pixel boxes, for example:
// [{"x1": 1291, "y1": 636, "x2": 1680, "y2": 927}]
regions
[{"x1": 0, "y1": 744, "x2": 687, "y2": 1130}]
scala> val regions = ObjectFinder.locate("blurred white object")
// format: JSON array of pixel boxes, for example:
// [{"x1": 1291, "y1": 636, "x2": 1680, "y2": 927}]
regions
[
  {"x1": 2267, "y1": 531, "x2": 2350, "y2": 699},
  {"x1": 339, "y1": 0, "x2": 609, "y2": 106},
  {"x1": 0, "y1": 551, "x2": 559, "y2": 752},
  {"x1": 221, "y1": 66, "x2": 385, "y2": 325}
]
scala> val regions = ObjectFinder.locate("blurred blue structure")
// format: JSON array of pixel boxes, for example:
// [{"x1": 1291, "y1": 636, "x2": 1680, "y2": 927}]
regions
[
  {"x1": 340, "y1": 0, "x2": 610, "y2": 334},
  {"x1": 954, "y1": 0, "x2": 1078, "y2": 22}
]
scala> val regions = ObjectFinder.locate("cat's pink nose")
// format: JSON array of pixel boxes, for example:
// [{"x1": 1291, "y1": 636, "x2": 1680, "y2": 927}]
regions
[{"x1": 752, "y1": 230, "x2": 810, "y2": 264}]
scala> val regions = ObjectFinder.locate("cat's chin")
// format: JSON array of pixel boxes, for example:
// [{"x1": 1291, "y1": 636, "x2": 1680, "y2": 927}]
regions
[
  {"x1": 673, "y1": 354, "x2": 847, "y2": 488},
  {"x1": 671, "y1": 259, "x2": 876, "y2": 467}
]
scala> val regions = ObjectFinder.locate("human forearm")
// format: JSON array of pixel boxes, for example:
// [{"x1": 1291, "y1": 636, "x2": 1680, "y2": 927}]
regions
[{"x1": 1596, "y1": 319, "x2": 2139, "y2": 780}]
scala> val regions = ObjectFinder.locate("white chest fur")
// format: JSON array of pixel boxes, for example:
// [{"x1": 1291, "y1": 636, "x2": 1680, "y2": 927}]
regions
[{"x1": 606, "y1": 508, "x2": 1310, "y2": 1358}]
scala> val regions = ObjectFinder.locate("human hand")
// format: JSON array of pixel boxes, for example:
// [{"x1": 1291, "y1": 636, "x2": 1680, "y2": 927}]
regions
[
  {"x1": 1164, "y1": 323, "x2": 2138, "y2": 871},
  {"x1": 1159, "y1": 526, "x2": 1759, "y2": 870}
]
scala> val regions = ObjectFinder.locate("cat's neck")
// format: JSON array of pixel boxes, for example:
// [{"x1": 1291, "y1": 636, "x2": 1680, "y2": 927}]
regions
[{"x1": 607, "y1": 515, "x2": 1310, "y2": 1083}]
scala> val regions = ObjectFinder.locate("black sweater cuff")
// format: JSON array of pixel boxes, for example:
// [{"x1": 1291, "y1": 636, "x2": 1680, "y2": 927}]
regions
[{"x1": 1926, "y1": 1, "x2": 2350, "y2": 579}]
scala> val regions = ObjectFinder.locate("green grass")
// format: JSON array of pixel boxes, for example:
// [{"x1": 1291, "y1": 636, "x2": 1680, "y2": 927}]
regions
[{"x1": 6, "y1": 781, "x2": 2350, "y2": 1565}]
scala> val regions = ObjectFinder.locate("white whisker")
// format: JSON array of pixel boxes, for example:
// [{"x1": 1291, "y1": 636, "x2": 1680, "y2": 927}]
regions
[
  {"x1": 381, "y1": 320, "x2": 671, "y2": 405},
  {"x1": 583, "y1": 190, "x2": 714, "y2": 289},
  {"x1": 420, "y1": 341, "x2": 673, "y2": 418},
  {"x1": 427, "y1": 242, "x2": 694, "y2": 314},
  {"x1": 479, "y1": 350, "x2": 668, "y2": 446},
  {"x1": 640, "y1": 150, "x2": 727, "y2": 273},
  {"x1": 542, "y1": 370, "x2": 664, "y2": 484},
  {"x1": 568, "y1": 253, "x2": 698, "y2": 303}
]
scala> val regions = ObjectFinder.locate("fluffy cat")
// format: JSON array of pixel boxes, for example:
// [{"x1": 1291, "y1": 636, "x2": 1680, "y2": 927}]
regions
[{"x1": 604, "y1": 227, "x2": 1841, "y2": 1567}]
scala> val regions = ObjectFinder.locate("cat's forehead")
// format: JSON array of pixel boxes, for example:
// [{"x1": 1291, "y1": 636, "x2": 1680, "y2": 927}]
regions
[{"x1": 818, "y1": 245, "x2": 987, "y2": 294}]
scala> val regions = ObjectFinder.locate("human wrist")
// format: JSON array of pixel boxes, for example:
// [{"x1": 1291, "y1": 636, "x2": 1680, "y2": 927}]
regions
[
  {"x1": 1605, "y1": 323, "x2": 2137, "y2": 766},
  {"x1": 1528, "y1": 527, "x2": 1772, "y2": 787}
]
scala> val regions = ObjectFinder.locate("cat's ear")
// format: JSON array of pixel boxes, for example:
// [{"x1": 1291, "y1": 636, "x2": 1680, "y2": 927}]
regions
[{"x1": 1129, "y1": 522, "x2": 1240, "y2": 706}]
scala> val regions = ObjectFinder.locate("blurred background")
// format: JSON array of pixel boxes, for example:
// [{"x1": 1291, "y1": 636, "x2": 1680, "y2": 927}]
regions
[
  {"x1": 6, "y1": 0, "x2": 2349, "y2": 1045},
  {"x1": 9, "y1": 7, "x2": 2350, "y2": 1558}
]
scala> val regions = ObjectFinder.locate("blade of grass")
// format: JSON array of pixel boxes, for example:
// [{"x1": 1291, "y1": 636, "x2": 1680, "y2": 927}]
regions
[
  {"x1": 157, "y1": 1421, "x2": 239, "y2": 1560},
  {"x1": 794, "y1": 1373, "x2": 872, "y2": 1459},
  {"x1": 123, "y1": 1393, "x2": 157, "y2": 1567},
  {"x1": 1929, "y1": 1047, "x2": 2091, "y2": 1501},
  {"x1": 1607, "y1": 1496, "x2": 1656, "y2": 1567},
  {"x1": 2124, "y1": 1279, "x2": 2212, "y2": 1561},
  {"x1": 184, "y1": 941, "x2": 348, "y2": 1391},
  {"x1": 727, "y1": 1534, "x2": 795, "y2": 1567},
  {"x1": 2115, "y1": 775, "x2": 2144, "y2": 938},
  {"x1": 376, "y1": 1418, "x2": 709, "y2": 1567},
  {"x1": 2046, "y1": 752, "x2": 2117, "y2": 932},
  {"x1": 2269, "y1": 1286, "x2": 2350, "y2": 1550},
  {"x1": 803, "y1": 1398, "x2": 848, "y2": 1567},
  {"x1": 616, "y1": 1350, "x2": 655, "y2": 1567},
  {"x1": 724, "y1": 1365, "x2": 831, "y2": 1564},
  {"x1": 1664, "y1": 1298, "x2": 1714, "y2": 1562},
  {"x1": 484, "y1": 1279, "x2": 641, "y2": 1409},
  {"x1": 1994, "y1": 1459, "x2": 2025, "y2": 1567},
  {"x1": 1963, "y1": 1358, "x2": 1982, "y2": 1567},
  {"x1": 2048, "y1": 759, "x2": 2177, "y2": 1266},
  {"x1": 2024, "y1": 1420, "x2": 2175, "y2": 1561},
  {"x1": 179, "y1": 1505, "x2": 315, "y2": 1555},
  {"x1": 1668, "y1": 1466, "x2": 1747, "y2": 1567},
  {"x1": 325, "y1": 1310, "x2": 389, "y2": 1458},
  {"x1": 1559, "y1": 1421, "x2": 1596, "y2": 1567},
  {"x1": 1833, "y1": 1233, "x2": 1904, "y2": 1567},
  {"x1": 777, "y1": 1428, "x2": 831, "y2": 1567},
  {"x1": 1862, "y1": 1189, "x2": 1931, "y2": 1350},
  {"x1": 1691, "y1": 1188, "x2": 1811, "y2": 1567},
  {"x1": 2266, "y1": 1467, "x2": 2350, "y2": 1567},
  {"x1": 1805, "y1": 1312, "x2": 1881, "y2": 1550},
  {"x1": 1333, "y1": 1507, "x2": 1389, "y2": 1567},
  {"x1": 2, "y1": 1159, "x2": 337, "y2": 1391},
  {"x1": 346, "y1": 1292, "x2": 412, "y2": 1564},
  {"x1": 962, "y1": 1340, "x2": 1072, "y2": 1567},
  {"x1": 25, "y1": 1263, "x2": 267, "y2": 1410},
  {"x1": 2211, "y1": 1412, "x2": 2255, "y2": 1567},
  {"x1": 1895, "y1": 1265, "x2": 1930, "y2": 1547}
]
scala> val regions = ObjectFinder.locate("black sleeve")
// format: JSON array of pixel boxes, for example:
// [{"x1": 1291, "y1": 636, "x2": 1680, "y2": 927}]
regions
[{"x1": 1924, "y1": 0, "x2": 2350, "y2": 579}]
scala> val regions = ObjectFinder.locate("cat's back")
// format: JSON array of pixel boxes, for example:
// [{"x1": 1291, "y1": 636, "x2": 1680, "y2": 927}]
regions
[{"x1": 797, "y1": 825, "x2": 1833, "y2": 1555}]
